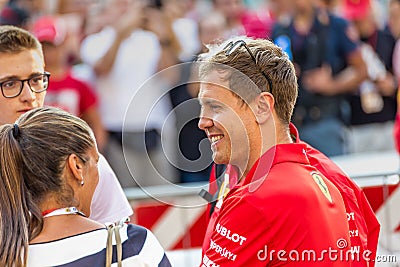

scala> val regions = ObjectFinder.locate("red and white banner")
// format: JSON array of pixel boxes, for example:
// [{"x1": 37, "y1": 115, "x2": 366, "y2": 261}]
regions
[
  {"x1": 364, "y1": 183, "x2": 400, "y2": 251},
  {"x1": 133, "y1": 197, "x2": 208, "y2": 250}
]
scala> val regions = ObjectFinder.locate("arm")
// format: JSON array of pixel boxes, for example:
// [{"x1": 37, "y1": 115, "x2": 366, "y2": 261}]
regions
[
  {"x1": 375, "y1": 72, "x2": 398, "y2": 97},
  {"x1": 331, "y1": 49, "x2": 368, "y2": 93},
  {"x1": 145, "y1": 7, "x2": 180, "y2": 84},
  {"x1": 188, "y1": 63, "x2": 201, "y2": 98},
  {"x1": 303, "y1": 19, "x2": 368, "y2": 95},
  {"x1": 81, "y1": 106, "x2": 108, "y2": 153},
  {"x1": 75, "y1": 78, "x2": 108, "y2": 153},
  {"x1": 302, "y1": 49, "x2": 368, "y2": 95},
  {"x1": 91, "y1": 33, "x2": 124, "y2": 77},
  {"x1": 92, "y1": 2, "x2": 145, "y2": 77}
]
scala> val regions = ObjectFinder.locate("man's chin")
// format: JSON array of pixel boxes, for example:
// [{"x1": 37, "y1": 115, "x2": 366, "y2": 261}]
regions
[{"x1": 212, "y1": 154, "x2": 229, "y2": 165}]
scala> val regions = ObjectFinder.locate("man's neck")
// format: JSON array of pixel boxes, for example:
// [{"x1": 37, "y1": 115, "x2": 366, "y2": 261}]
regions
[{"x1": 240, "y1": 123, "x2": 293, "y2": 178}]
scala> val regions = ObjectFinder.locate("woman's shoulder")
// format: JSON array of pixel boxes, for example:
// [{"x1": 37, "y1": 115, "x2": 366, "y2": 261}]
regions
[
  {"x1": 28, "y1": 228, "x2": 107, "y2": 266},
  {"x1": 123, "y1": 223, "x2": 163, "y2": 254},
  {"x1": 28, "y1": 224, "x2": 171, "y2": 267},
  {"x1": 122, "y1": 224, "x2": 171, "y2": 266}
]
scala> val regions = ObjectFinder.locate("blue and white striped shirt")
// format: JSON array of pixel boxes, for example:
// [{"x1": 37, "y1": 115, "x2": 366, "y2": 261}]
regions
[{"x1": 28, "y1": 224, "x2": 171, "y2": 266}]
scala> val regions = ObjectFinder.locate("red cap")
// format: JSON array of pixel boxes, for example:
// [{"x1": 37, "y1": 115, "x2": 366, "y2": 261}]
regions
[
  {"x1": 343, "y1": 0, "x2": 371, "y2": 20},
  {"x1": 31, "y1": 16, "x2": 66, "y2": 45}
]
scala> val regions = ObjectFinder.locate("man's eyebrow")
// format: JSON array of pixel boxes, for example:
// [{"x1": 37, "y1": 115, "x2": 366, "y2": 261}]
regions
[
  {"x1": 0, "y1": 72, "x2": 44, "y2": 81},
  {"x1": 0, "y1": 75, "x2": 19, "y2": 81},
  {"x1": 199, "y1": 99, "x2": 213, "y2": 106},
  {"x1": 29, "y1": 72, "x2": 45, "y2": 77}
]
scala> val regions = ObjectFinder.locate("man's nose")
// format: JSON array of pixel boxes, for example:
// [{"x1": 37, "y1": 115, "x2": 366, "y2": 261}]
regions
[
  {"x1": 19, "y1": 81, "x2": 36, "y2": 102},
  {"x1": 198, "y1": 114, "x2": 213, "y2": 131}
]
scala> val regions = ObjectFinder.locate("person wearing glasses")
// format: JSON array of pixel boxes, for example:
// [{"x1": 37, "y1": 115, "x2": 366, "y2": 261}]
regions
[
  {"x1": 197, "y1": 37, "x2": 351, "y2": 266},
  {"x1": 0, "y1": 25, "x2": 133, "y2": 225}
]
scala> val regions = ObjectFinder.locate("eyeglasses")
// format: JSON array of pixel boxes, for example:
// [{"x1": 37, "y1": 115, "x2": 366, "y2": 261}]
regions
[
  {"x1": 0, "y1": 72, "x2": 51, "y2": 98},
  {"x1": 224, "y1": 40, "x2": 273, "y2": 95}
]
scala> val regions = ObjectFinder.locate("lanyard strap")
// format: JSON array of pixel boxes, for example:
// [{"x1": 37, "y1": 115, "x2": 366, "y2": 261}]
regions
[{"x1": 42, "y1": 207, "x2": 86, "y2": 218}]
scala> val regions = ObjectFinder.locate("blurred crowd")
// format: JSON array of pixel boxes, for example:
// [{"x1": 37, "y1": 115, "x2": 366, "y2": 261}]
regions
[{"x1": 1, "y1": 0, "x2": 398, "y2": 187}]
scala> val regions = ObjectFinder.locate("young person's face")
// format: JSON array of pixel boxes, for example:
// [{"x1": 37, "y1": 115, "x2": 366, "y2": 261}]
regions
[
  {"x1": 0, "y1": 49, "x2": 46, "y2": 125},
  {"x1": 198, "y1": 70, "x2": 261, "y2": 168}
]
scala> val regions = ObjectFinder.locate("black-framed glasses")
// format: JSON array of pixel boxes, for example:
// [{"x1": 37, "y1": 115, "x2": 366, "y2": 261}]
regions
[
  {"x1": 224, "y1": 40, "x2": 273, "y2": 95},
  {"x1": 0, "y1": 72, "x2": 51, "y2": 98}
]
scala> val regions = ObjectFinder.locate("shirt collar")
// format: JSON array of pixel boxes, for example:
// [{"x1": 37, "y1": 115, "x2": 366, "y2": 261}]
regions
[{"x1": 240, "y1": 142, "x2": 310, "y2": 189}]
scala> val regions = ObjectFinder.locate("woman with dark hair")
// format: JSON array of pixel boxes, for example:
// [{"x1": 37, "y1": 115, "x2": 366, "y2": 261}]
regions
[{"x1": 0, "y1": 107, "x2": 171, "y2": 266}]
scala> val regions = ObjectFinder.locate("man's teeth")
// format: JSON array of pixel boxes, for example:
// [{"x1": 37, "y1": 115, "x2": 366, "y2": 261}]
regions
[{"x1": 211, "y1": 136, "x2": 222, "y2": 143}]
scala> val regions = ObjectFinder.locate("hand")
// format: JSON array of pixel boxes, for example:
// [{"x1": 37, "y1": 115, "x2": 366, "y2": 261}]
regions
[
  {"x1": 302, "y1": 64, "x2": 336, "y2": 95},
  {"x1": 375, "y1": 74, "x2": 397, "y2": 97},
  {"x1": 144, "y1": 8, "x2": 170, "y2": 40},
  {"x1": 114, "y1": 1, "x2": 145, "y2": 40}
]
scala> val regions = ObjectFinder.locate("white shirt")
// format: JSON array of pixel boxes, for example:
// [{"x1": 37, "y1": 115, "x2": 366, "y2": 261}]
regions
[
  {"x1": 81, "y1": 27, "x2": 172, "y2": 132},
  {"x1": 89, "y1": 154, "x2": 133, "y2": 223},
  {"x1": 172, "y1": 17, "x2": 201, "y2": 62}
]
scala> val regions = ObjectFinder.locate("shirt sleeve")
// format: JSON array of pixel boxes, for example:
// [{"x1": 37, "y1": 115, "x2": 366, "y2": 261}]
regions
[
  {"x1": 76, "y1": 79, "x2": 97, "y2": 116},
  {"x1": 89, "y1": 154, "x2": 133, "y2": 223},
  {"x1": 335, "y1": 17, "x2": 358, "y2": 57},
  {"x1": 124, "y1": 224, "x2": 171, "y2": 266},
  {"x1": 80, "y1": 27, "x2": 117, "y2": 67}
]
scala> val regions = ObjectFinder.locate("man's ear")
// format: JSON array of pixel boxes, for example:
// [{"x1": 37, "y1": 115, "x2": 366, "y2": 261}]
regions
[
  {"x1": 67, "y1": 154, "x2": 84, "y2": 183},
  {"x1": 254, "y1": 92, "x2": 274, "y2": 124}
]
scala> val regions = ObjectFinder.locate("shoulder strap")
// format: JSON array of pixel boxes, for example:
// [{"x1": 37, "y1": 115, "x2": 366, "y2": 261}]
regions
[
  {"x1": 106, "y1": 226, "x2": 113, "y2": 267},
  {"x1": 105, "y1": 219, "x2": 128, "y2": 267},
  {"x1": 114, "y1": 225, "x2": 123, "y2": 267}
]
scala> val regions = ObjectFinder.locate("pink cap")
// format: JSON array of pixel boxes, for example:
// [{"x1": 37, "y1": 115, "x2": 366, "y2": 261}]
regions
[
  {"x1": 343, "y1": 0, "x2": 371, "y2": 20},
  {"x1": 31, "y1": 16, "x2": 66, "y2": 45}
]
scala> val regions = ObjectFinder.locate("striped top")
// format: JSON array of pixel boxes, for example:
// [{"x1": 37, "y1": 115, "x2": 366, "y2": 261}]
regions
[{"x1": 27, "y1": 224, "x2": 171, "y2": 266}]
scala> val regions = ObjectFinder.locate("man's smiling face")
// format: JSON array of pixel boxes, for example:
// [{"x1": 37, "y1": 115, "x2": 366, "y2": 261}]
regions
[{"x1": 198, "y1": 69, "x2": 261, "y2": 168}]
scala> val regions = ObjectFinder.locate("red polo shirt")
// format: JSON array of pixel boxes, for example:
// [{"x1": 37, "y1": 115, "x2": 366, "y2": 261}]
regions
[
  {"x1": 289, "y1": 123, "x2": 380, "y2": 267},
  {"x1": 201, "y1": 143, "x2": 351, "y2": 267}
]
